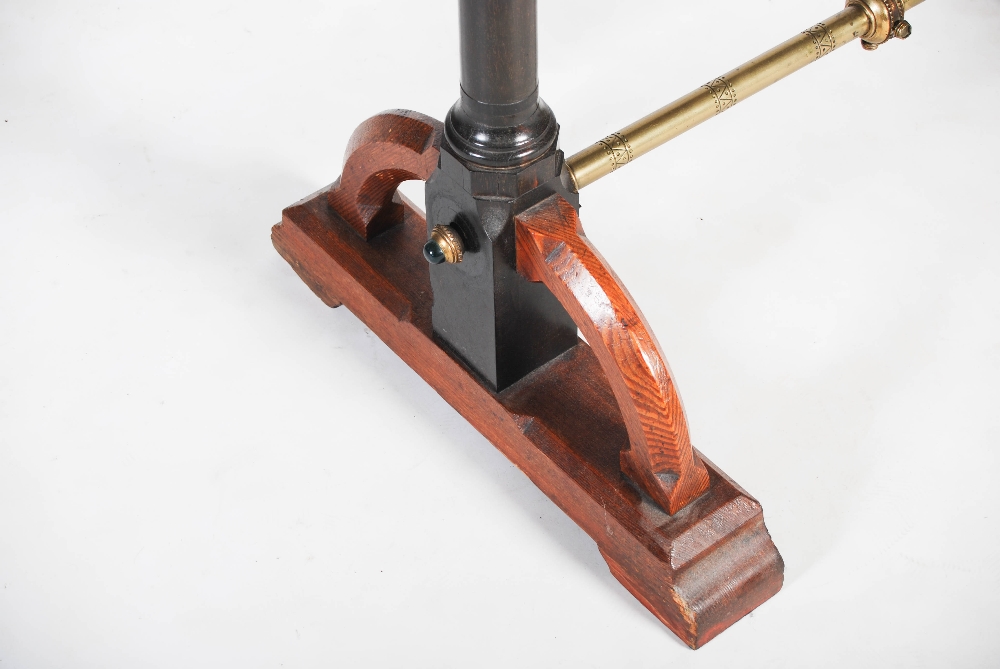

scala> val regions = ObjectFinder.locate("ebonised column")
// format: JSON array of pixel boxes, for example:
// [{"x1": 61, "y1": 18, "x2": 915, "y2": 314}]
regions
[{"x1": 426, "y1": 0, "x2": 578, "y2": 391}]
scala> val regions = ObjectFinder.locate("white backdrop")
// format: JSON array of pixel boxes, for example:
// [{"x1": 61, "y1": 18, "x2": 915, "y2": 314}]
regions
[{"x1": 2, "y1": 0, "x2": 998, "y2": 666}]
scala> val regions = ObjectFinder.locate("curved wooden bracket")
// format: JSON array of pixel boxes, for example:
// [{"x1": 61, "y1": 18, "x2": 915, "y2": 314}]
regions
[
  {"x1": 327, "y1": 110, "x2": 443, "y2": 240},
  {"x1": 514, "y1": 195, "x2": 710, "y2": 514}
]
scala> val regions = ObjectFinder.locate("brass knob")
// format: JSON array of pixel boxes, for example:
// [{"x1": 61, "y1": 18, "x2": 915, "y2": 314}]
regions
[{"x1": 423, "y1": 224, "x2": 464, "y2": 264}]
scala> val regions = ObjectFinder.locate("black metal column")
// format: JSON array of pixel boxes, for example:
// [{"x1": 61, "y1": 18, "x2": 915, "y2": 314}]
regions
[
  {"x1": 460, "y1": 0, "x2": 537, "y2": 114},
  {"x1": 445, "y1": 0, "x2": 559, "y2": 167},
  {"x1": 424, "y1": 0, "x2": 579, "y2": 392}
]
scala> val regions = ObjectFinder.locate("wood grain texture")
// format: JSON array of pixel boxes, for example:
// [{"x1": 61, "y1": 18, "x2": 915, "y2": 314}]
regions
[
  {"x1": 272, "y1": 182, "x2": 784, "y2": 649},
  {"x1": 327, "y1": 110, "x2": 443, "y2": 240},
  {"x1": 515, "y1": 195, "x2": 710, "y2": 515}
]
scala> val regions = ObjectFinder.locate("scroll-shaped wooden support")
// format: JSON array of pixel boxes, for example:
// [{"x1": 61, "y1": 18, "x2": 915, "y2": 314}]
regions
[
  {"x1": 273, "y1": 110, "x2": 784, "y2": 648},
  {"x1": 515, "y1": 196, "x2": 709, "y2": 515},
  {"x1": 327, "y1": 110, "x2": 443, "y2": 240}
]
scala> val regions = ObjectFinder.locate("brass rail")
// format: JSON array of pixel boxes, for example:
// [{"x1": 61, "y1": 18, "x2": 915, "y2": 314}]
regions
[{"x1": 565, "y1": 0, "x2": 927, "y2": 191}]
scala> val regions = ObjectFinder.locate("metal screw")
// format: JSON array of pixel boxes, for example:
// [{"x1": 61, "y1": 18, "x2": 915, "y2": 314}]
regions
[
  {"x1": 861, "y1": 40, "x2": 879, "y2": 51},
  {"x1": 894, "y1": 20, "x2": 912, "y2": 40},
  {"x1": 423, "y1": 224, "x2": 464, "y2": 265}
]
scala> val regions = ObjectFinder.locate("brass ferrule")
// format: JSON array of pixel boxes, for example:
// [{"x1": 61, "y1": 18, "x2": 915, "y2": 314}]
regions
[
  {"x1": 431, "y1": 224, "x2": 464, "y2": 264},
  {"x1": 849, "y1": 0, "x2": 911, "y2": 48},
  {"x1": 565, "y1": 0, "x2": 926, "y2": 191}
]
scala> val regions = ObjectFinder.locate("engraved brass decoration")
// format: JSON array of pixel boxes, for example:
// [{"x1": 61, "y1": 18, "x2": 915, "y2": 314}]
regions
[
  {"x1": 597, "y1": 132, "x2": 634, "y2": 172},
  {"x1": 803, "y1": 23, "x2": 837, "y2": 58},
  {"x1": 564, "y1": 0, "x2": 925, "y2": 191},
  {"x1": 702, "y1": 77, "x2": 738, "y2": 115}
]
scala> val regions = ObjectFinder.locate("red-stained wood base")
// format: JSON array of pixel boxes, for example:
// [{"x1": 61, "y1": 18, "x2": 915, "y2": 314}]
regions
[{"x1": 272, "y1": 185, "x2": 784, "y2": 649}]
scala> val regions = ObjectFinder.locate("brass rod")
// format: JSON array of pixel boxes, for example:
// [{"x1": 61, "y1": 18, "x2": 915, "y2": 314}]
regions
[{"x1": 566, "y1": 1, "x2": 923, "y2": 191}]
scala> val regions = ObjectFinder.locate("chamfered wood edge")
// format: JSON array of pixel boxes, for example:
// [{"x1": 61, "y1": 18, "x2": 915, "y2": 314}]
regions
[
  {"x1": 515, "y1": 194, "x2": 710, "y2": 514},
  {"x1": 326, "y1": 110, "x2": 443, "y2": 240},
  {"x1": 270, "y1": 185, "x2": 784, "y2": 648}
]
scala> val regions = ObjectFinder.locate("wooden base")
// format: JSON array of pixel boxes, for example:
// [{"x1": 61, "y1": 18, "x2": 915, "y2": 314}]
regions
[{"x1": 272, "y1": 185, "x2": 784, "y2": 649}]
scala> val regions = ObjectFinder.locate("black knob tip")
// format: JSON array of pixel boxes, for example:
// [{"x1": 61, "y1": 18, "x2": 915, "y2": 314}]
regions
[{"x1": 423, "y1": 239, "x2": 446, "y2": 264}]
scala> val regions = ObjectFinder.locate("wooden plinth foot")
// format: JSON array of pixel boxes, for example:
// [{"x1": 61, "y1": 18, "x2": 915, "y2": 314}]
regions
[
  {"x1": 271, "y1": 184, "x2": 783, "y2": 648},
  {"x1": 598, "y1": 491, "x2": 784, "y2": 649}
]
